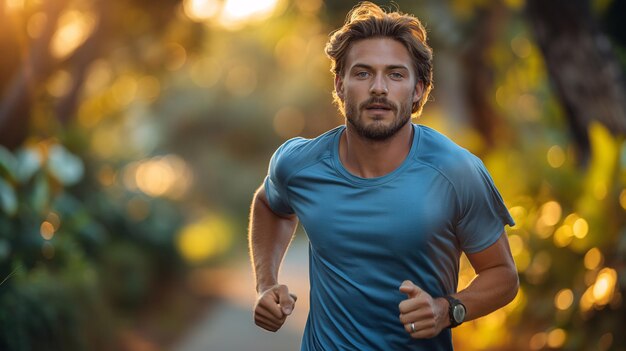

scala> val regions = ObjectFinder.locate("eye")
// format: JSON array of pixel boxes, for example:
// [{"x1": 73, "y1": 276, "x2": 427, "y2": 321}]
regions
[
  {"x1": 355, "y1": 71, "x2": 370, "y2": 79},
  {"x1": 389, "y1": 72, "x2": 404, "y2": 80}
]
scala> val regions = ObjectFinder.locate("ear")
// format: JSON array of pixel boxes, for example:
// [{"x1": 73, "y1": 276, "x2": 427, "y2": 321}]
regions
[
  {"x1": 413, "y1": 80, "x2": 424, "y2": 104},
  {"x1": 334, "y1": 75, "x2": 345, "y2": 101}
]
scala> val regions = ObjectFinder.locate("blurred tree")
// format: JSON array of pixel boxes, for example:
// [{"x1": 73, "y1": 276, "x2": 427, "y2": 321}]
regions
[
  {"x1": 526, "y1": 0, "x2": 626, "y2": 165},
  {"x1": 0, "y1": 0, "x2": 185, "y2": 149}
]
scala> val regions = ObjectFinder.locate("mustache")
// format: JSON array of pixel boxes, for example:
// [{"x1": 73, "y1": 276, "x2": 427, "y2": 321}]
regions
[{"x1": 359, "y1": 97, "x2": 396, "y2": 111}]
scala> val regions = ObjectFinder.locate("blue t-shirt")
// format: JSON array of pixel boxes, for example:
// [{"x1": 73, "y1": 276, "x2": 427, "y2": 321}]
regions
[{"x1": 264, "y1": 123, "x2": 514, "y2": 350}]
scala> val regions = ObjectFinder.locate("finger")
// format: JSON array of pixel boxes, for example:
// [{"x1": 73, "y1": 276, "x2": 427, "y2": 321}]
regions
[
  {"x1": 398, "y1": 294, "x2": 430, "y2": 313},
  {"x1": 407, "y1": 322, "x2": 439, "y2": 339},
  {"x1": 399, "y1": 307, "x2": 435, "y2": 324},
  {"x1": 402, "y1": 315, "x2": 435, "y2": 333},
  {"x1": 255, "y1": 305, "x2": 284, "y2": 321},
  {"x1": 277, "y1": 286, "x2": 296, "y2": 315},
  {"x1": 399, "y1": 280, "x2": 422, "y2": 298},
  {"x1": 257, "y1": 294, "x2": 284, "y2": 320},
  {"x1": 255, "y1": 314, "x2": 284, "y2": 332}
]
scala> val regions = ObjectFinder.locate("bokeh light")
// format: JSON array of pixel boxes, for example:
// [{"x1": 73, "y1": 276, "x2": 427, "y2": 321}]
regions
[
  {"x1": 176, "y1": 215, "x2": 233, "y2": 263},
  {"x1": 50, "y1": 10, "x2": 97, "y2": 60},
  {"x1": 547, "y1": 328, "x2": 567, "y2": 348},
  {"x1": 183, "y1": 0, "x2": 221, "y2": 22},
  {"x1": 547, "y1": 145, "x2": 565, "y2": 168},
  {"x1": 584, "y1": 247, "x2": 603, "y2": 270},
  {"x1": 554, "y1": 289, "x2": 574, "y2": 310}
]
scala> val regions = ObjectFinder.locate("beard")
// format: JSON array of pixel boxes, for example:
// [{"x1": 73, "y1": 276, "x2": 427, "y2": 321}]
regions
[{"x1": 344, "y1": 96, "x2": 413, "y2": 141}]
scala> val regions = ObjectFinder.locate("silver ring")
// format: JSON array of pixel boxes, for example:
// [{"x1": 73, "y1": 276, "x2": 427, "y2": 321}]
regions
[{"x1": 410, "y1": 322, "x2": 416, "y2": 333}]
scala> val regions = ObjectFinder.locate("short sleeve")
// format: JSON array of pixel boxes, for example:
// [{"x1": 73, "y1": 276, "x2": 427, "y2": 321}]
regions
[
  {"x1": 264, "y1": 138, "x2": 302, "y2": 216},
  {"x1": 455, "y1": 155, "x2": 515, "y2": 253}
]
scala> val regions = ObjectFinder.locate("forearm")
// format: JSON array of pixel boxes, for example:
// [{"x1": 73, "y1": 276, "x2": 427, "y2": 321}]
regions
[
  {"x1": 452, "y1": 264, "x2": 519, "y2": 321},
  {"x1": 248, "y1": 186, "x2": 299, "y2": 293}
]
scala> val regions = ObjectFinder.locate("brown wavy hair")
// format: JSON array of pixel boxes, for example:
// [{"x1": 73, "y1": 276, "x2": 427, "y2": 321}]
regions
[{"x1": 325, "y1": 2, "x2": 433, "y2": 116}]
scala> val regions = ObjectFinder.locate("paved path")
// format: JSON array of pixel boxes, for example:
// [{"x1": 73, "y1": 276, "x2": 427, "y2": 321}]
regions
[{"x1": 173, "y1": 239, "x2": 310, "y2": 351}]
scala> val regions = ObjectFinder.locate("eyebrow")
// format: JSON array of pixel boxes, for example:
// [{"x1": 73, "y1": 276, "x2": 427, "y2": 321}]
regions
[{"x1": 350, "y1": 63, "x2": 410, "y2": 71}]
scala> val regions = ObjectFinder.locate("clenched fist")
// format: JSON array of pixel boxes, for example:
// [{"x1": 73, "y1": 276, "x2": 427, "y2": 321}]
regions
[
  {"x1": 398, "y1": 280, "x2": 448, "y2": 339},
  {"x1": 253, "y1": 284, "x2": 297, "y2": 332}
]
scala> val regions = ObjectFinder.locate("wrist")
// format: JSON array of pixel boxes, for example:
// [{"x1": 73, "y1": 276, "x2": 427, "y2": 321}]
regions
[
  {"x1": 442, "y1": 295, "x2": 466, "y2": 328},
  {"x1": 256, "y1": 280, "x2": 278, "y2": 294},
  {"x1": 435, "y1": 297, "x2": 451, "y2": 328}
]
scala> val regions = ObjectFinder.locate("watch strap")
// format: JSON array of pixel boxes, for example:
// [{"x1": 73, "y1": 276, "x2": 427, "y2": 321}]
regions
[{"x1": 443, "y1": 295, "x2": 465, "y2": 328}]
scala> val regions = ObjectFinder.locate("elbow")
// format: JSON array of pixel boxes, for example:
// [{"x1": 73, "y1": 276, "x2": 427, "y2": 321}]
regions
[{"x1": 505, "y1": 266, "x2": 520, "y2": 304}]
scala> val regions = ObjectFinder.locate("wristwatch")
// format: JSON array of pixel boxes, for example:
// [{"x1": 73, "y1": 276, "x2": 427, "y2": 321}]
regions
[{"x1": 443, "y1": 295, "x2": 466, "y2": 328}]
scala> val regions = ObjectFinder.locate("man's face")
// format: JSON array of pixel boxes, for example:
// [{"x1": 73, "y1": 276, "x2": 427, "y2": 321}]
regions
[{"x1": 335, "y1": 38, "x2": 423, "y2": 141}]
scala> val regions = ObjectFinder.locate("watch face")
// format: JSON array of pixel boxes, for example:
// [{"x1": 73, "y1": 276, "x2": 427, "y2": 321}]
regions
[{"x1": 452, "y1": 304, "x2": 466, "y2": 323}]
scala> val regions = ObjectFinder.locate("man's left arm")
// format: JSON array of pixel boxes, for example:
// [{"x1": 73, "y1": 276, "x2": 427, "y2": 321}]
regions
[
  {"x1": 451, "y1": 231, "x2": 519, "y2": 320},
  {"x1": 399, "y1": 231, "x2": 519, "y2": 338}
]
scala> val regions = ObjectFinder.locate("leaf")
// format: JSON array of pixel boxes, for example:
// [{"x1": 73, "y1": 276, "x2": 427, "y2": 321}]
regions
[
  {"x1": 29, "y1": 173, "x2": 49, "y2": 214},
  {"x1": 46, "y1": 145, "x2": 84, "y2": 186},
  {"x1": 0, "y1": 146, "x2": 17, "y2": 181},
  {"x1": 15, "y1": 148, "x2": 42, "y2": 184},
  {"x1": 0, "y1": 239, "x2": 12, "y2": 262},
  {"x1": 0, "y1": 178, "x2": 17, "y2": 216}
]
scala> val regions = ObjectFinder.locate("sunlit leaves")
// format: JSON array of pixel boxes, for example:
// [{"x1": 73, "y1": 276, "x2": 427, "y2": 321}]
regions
[
  {"x1": 0, "y1": 179, "x2": 17, "y2": 216},
  {"x1": 47, "y1": 145, "x2": 84, "y2": 186},
  {"x1": 15, "y1": 148, "x2": 41, "y2": 183}
]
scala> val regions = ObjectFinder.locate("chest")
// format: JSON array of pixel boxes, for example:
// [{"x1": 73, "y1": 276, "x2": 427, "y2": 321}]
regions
[{"x1": 289, "y1": 168, "x2": 457, "y2": 259}]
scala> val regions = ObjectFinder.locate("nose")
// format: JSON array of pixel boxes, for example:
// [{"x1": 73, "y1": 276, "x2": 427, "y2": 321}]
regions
[{"x1": 369, "y1": 75, "x2": 388, "y2": 96}]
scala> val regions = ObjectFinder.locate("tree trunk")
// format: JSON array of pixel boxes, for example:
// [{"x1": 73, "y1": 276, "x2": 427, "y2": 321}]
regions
[
  {"x1": 526, "y1": 0, "x2": 626, "y2": 165},
  {"x1": 461, "y1": 2, "x2": 511, "y2": 148}
]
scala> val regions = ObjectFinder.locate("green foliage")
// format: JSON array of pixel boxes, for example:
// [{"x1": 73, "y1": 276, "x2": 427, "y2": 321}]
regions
[{"x1": 0, "y1": 142, "x2": 185, "y2": 350}]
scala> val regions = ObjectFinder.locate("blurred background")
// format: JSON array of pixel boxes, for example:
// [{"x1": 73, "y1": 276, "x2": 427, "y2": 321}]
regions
[{"x1": 0, "y1": 0, "x2": 625, "y2": 350}]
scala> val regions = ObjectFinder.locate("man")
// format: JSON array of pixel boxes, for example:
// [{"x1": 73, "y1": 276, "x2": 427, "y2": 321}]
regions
[{"x1": 248, "y1": 2, "x2": 519, "y2": 350}]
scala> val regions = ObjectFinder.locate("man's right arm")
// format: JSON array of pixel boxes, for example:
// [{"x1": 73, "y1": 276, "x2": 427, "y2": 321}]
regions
[{"x1": 248, "y1": 183, "x2": 299, "y2": 332}]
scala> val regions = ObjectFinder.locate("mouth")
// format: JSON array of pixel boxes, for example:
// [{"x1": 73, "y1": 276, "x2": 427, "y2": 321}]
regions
[{"x1": 364, "y1": 103, "x2": 392, "y2": 112}]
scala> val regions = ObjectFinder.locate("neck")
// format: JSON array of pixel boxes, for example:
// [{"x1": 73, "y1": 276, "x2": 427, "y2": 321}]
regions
[{"x1": 339, "y1": 121, "x2": 414, "y2": 178}]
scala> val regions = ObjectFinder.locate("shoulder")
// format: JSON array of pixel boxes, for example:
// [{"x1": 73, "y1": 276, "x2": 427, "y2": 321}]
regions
[
  {"x1": 414, "y1": 125, "x2": 481, "y2": 181},
  {"x1": 269, "y1": 126, "x2": 342, "y2": 182}
]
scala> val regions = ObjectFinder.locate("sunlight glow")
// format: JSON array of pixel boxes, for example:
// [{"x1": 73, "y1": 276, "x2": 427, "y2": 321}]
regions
[
  {"x1": 547, "y1": 145, "x2": 565, "y2": 168},
  {"x1": 547, "y1": 329, "x2": 567, "y2": 349},
  {"x1": 134, "y1": 155, "x2": 193, "y2": 199},
  {"x1": 176, "y1": 215, "x2": 233, "y2": 263},
  {"x1": 572, "y1": 218, "x2": 589, "y2": 239},
  {"x1": 51, "y1": 10, "x2": 97, "y2": 60},
  {"x1": 535, "y1": 201, "x2": 561, "y2": 239},
  {"x1": 508, "y1": 206, "x2": 526, "y2": 228},
  {"x1": 553, "y1": 224, "x2": 573, "y2": 247},
  {"x1": 539, "y1": 201, "x2": 561, "y2": 226},
  {"x1": 554, "y1": 289, "x2": 574, "y2": 310},
  {"x1": 183, "y1": 0, "x2": 221, "y2": 21},
  {"x1": 529, "y1": 332, "x2": 547, "y2": 350},
  {"x1": 40, "y1": 221, "x2": 55, "y2": 240},
  {"x1": 219, "y1": 0, "x2": 279, "y2": 28},
  {"x1": 592, "y1": 268, "x2": 617, "y2": 305},
  {"x1": 584, "y1": 248, "x2": 603, "y2": 270}
]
